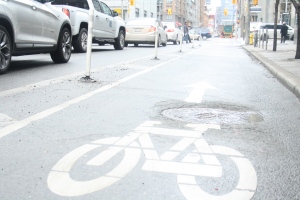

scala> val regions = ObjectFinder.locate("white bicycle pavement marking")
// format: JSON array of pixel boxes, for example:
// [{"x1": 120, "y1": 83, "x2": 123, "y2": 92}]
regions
[{"x1": 47, "y1": 121, "x2": 257, "y2": 199}]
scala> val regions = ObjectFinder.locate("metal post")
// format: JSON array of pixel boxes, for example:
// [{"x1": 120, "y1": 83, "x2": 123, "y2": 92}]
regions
[
  {"x1": 245, "y1": 0, "x2": 250, "y2": 45},
  {"x1": 121, "y1": 0, "x2": 123, "y2": 19}
]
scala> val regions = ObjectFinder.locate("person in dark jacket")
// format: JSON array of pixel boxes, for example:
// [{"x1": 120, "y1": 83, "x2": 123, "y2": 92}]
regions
[
  {"x1": 183, "y1": 22, "x2": 190, "y2": 43},
  {"x1": 280, "y1": 22, "x2": 288, "y2": 43}
]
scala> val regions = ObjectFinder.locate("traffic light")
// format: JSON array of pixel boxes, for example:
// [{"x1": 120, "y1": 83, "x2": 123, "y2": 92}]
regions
[
  {"x1": 224, "y1": 8, "x2": 228, "y2": 16},
  {"x1": 253, "y1": 0, "x2": 258, "y2": 5},
  {"x1": 129, "y1": 0, "x2": 134, "y2": 6},
  {"x1": 167, "y1": 8, "x2": 172, "y2": 15},
  {"x1": 232, "y1": 0, "x2": 236, "y2": 4}
]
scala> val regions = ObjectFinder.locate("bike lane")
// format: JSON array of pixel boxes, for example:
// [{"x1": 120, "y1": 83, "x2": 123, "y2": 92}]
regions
[{"x1": 1, "y1": 40, "x2": 300, "y2": 199}]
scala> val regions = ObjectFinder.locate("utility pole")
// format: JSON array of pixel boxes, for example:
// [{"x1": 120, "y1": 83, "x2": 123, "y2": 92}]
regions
[{"x1": 245, "y1": 0, "x2": 250, "y2": 44}]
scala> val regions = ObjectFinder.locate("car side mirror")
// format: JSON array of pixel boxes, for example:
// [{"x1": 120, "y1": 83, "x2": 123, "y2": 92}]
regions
[{"x1": 112, "y1": 11, "x2": 119, "y2": 17}]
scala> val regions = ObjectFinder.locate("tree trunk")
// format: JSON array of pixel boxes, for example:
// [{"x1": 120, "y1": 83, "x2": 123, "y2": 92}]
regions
[
  {"x1": 290, "y1": 0, "x2": 300, "y2": 59},
  {"x1": 273, "y1": 0, "x2": 280, "y2": 51}
]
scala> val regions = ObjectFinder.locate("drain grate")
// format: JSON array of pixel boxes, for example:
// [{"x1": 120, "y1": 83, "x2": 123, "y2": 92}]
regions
[{"x1": 162, "y1": 108, "x2": 263, "y2": 125}]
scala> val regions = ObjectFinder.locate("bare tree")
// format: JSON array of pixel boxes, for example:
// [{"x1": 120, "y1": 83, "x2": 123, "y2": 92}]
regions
[
  {"x1": 273, "y1": 0, "x2": 280, "y2": 51},
  {"x1": 290, "y1": 0, "x2": 300, "y2": 59}
]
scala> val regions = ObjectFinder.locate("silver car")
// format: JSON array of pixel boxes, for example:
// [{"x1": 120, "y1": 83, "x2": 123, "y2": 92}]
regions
[
  {"x1": 125, "y1": 18, "x2": 168, "y2": 47},
  {"x1": 162, "y1": 22, "x2": 181, "y2": 44},
  {"x1": 0, "y1": 0, "x2": 72, "y2": 74}
]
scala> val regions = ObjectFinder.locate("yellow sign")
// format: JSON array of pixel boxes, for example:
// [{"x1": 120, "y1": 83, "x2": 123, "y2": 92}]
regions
[
  {"x1": 253, "y1": 0, "x2": 258, "y2": 5},
  {"x1": 114, "y1": 8, "x2": 121, "y2": 14},
  {"x1": 232, "y1": 0, "x2": 236, "y2": 4},
  {"x1": 224, "y1": 8, "x2": 228, "y2": 16},
  {"x1": 129, "y1": 0, "x2": 134, "y2": 6},
  {"x1": 167, "y1": 8, "x2": 172, "y2": 15}
]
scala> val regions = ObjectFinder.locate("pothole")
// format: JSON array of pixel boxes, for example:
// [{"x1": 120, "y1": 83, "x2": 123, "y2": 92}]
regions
[{"x1": 162, "y1": 108, "x2": 263, "y2": 125}]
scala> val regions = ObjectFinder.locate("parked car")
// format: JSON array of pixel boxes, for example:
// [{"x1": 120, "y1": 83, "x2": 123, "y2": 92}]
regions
[
  {"x1": 51, "y1": 0, "x2": 126, "y2": 52},
  {"x1": 125, "y1": 18, "x2": 168, "y2": 47},
  {"x1": 188, "y1": 29, "x2": 200, "y2": 40},
  {"x1": 161, "y1": 22, "x2": 181, "y2": 44},
  {"x1": 0, "y1": 0, "x2": 72, "y2": 74},
  {"x1": 199, "y1": 27, "x2": 211, "y2": 40},
  {"x1": 259, "y1": 23, "x2": 294, "y2": 40}
]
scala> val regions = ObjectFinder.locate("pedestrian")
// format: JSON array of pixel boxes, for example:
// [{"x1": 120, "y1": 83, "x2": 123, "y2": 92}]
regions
[
  {"x1": 183, "y1": 22, "x2": 189, "y2": 44},
  {"x1": 280, "y1": 22, "x2": 288, "y2": 43}
]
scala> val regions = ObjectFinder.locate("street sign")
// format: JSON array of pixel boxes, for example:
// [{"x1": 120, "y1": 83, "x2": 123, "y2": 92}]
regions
[{"x1": 250, "y1": 6, "x2": 262, "y2": 13}]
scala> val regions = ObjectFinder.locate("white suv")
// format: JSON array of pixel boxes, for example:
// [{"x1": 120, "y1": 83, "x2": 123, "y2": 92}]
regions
[
  {"x1": 259, "y1": 23, "x2": 294, "y2": 40},
  {"x1": 0, "y1": 0, "x2": 72, "y2": 74}
]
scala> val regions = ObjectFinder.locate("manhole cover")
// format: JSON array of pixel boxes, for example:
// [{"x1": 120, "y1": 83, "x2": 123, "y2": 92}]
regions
[{"x1": 162, "y1": 108, "x2": 263, "y2": 125}]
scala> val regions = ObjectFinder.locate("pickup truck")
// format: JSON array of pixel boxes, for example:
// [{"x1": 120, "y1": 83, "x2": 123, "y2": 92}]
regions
[{"x1": 51, "y1": 0, "x2": 126, "y2": 53}]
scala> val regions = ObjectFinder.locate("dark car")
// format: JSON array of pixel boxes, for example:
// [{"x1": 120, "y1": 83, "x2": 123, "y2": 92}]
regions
[{"x1": 195, "y1": 27, "x2": 212, "y2": 40}]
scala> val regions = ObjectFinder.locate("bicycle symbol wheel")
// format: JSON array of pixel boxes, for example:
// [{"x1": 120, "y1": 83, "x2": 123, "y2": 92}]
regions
[
  {"x1": 177, "y1": 145, "x2": 257, "y2": 200},
  {"x1": 47, "y1": 136, "x2": 141, "y2": 196}
]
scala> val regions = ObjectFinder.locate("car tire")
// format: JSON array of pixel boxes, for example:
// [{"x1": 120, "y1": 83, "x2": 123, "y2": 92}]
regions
[
  {"x1": 157, "y1": 35, "x2": 161, "y2": 47},
  {"x1": 125, "y1": 42, "x2": 128, "y2": 47},
  {"x1": 50, "y1": 27, "x2": 72, "y2": 64},
  {"x1": 0, "y1": 25, "x2": 12, "y2": 74},
  {"x1": 134, "y1": 43, "x2": 138, "y2": 47},
  {"x1": 202, "y1": 35, "x2": 207, "y2": 40},
  {"x1": 73, "y1": 28, "x2": 87, "y2": 53},
  {"x1": 114, "y1": 30, "x2": 125, "y2": 50},
  {"x1": 173, "y1": 35, "x2": 178, "y2": 45}
]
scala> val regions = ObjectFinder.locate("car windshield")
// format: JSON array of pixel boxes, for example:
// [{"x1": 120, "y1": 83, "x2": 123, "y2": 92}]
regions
[{"x1": 127, "y1": 19, "x2": 155, "y2": 26}]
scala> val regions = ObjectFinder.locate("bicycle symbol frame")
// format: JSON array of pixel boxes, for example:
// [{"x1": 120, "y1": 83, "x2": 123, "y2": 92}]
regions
[{"x1": 48, "y1": 121, "x2": 257, "y2": 199}]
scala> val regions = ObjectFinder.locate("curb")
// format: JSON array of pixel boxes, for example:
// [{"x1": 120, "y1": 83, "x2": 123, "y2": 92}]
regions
[{"x1": 242, "y1": 45, "x2": 300, "y2": 99}]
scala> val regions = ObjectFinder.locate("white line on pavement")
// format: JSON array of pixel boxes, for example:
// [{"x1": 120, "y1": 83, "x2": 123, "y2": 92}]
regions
[{"x1": 0, "y1": 54, "x2": 186, "y2": 139}]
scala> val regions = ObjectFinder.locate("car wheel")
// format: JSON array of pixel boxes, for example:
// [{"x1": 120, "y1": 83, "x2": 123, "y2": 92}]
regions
[
  {"x1": 157, "y1": 35, "x2": 161, "y2": 47},
  {"x1": 114, "y1": 30, "x2": 125, "y2": 50},
  {"x1": 50, "y1": 27, "x2": 72, "y2": 63},
  {"x1": 73, "y1": 28, "x2": 87, "y2": 53},
  {"x1": 0, "y1": 25, "x2": 11, "y2": 74},
  {"x1": 134, "y1": 43, "x2": 138, "y2": 47},
  {"x1": 173, "y1": 35, "x2": 178, "y2": 45},
  {"x1": 291, "y1": 34, "x2": 294, "y2": 41},
  {"x1": 202, "y1": 35, "x2": 207, "y2": 40},
  {"x1": 125, "y1": 42, "x2": 128, "y2": 47}
]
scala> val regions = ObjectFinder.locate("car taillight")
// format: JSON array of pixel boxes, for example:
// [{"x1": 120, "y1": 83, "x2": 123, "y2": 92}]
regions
[
  {"x1": 62, "y1": 8, "x2": 70, "y2": 18},
  {"x1": 148, "y1": 26, "x2": 156, "y2": 32},
  {"x1": 167, "y1": 29, "x2": 174, "y2": 32}
]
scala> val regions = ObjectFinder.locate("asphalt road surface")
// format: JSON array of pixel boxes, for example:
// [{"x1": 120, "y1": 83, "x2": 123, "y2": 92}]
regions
[{"x1": 1, "y1": 38, "x2": 300, "y2": 200}]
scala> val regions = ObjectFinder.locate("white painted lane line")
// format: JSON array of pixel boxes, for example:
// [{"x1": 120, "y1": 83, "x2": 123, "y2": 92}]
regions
[
  {"x1": 0, "y1": 50, "x2": 180, "y2": 97},
  {"x1": 0, "y1": 55, "x2": 184, "y2": 139},
  {"x1": 0, "y1": 56, "x2": 150, "y2": 97}
]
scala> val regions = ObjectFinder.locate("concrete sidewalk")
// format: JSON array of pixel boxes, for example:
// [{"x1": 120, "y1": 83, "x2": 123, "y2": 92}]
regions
[{"x1": 242, "y1": 40, "x2": 300, "y2": 99}]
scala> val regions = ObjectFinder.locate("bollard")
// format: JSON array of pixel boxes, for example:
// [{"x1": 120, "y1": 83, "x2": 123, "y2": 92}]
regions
[
  {"x1": 192, "y1": 29, "x2": 195, "y2": 48},
  {"x1": 154, "y1": 21, "x2": 159, "y2": 59},
  {"x1": 179, "y1": 31, "x2": 183, "y2": 52},
  {"x1": 265, "y1": 28, "x2": 268, "y2": 50},
  {"x1": 258, "y1": 30, "x2": 261, "y2": 48},
  {"x1": 262, "y1": 28, "x2": 264, "y2": 49},
  {"x1": 80, "y1": 5, "x2": 95, "y2": 82}
]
